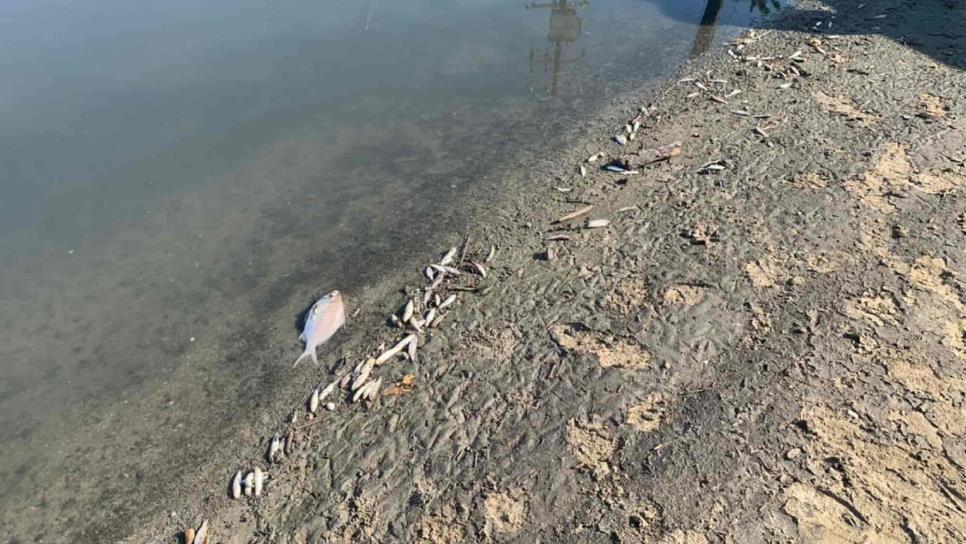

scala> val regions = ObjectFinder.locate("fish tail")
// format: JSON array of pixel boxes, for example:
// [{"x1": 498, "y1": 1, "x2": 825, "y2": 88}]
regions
[
  {"x1": 310, "y1": 349, "x2": 319, "y2": 366},
  {"x1": 292, "y1": 350, "x2": 310, "y2": 368}
]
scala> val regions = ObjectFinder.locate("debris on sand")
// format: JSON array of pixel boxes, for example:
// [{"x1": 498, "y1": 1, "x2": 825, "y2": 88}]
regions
[
  {"x1": 638, "y1": 141, "x2": 682, "y2": 165},
  {"x1": 553, "y1": 205, "x2": 594, "y2": 224}
]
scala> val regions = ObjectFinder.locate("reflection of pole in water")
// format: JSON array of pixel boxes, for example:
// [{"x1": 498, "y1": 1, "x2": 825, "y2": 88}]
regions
[
  {"x1": 365, "y1": 0, "x2": 376, "y2": 30},
  {"x1": 526, "y1": 0, "x2": 589, "y2": 97},
  {"x1": 690, "y1": 0, "x2": 724, "y2": 58}
]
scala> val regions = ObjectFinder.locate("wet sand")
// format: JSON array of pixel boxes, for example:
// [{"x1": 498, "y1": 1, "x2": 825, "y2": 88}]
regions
[{"x1": 18, "y1": 0, "x2": 966, "y2": 541}]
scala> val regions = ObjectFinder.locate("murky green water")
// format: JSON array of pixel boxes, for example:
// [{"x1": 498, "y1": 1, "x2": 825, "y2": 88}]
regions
[{"x1": 0, "y1": 0, "x2": 780, "y2": 540}]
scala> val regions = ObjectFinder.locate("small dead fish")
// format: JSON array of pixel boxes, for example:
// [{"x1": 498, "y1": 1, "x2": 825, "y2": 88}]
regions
[
  {"x1": 375, "y1": 335, "x2": 416, "y2": 365},
  {"x1": 401, "y1": 299, "x2": 414, "y2": 322},
  {"x1": 407, "y1": 335, "x2": 419, "y2": 363},
  {"x1": 579, "y1": 165, "x2": 587, "y2": 177},
  {"x1": 351, "y1": 381, "x2": 369, "y2": 403},
  {"x1": 554, "y1": 186, "x2": 573, "y2": 193},
  {"x1": 732, "y1": 109, "x2": 751, "y2": 116},
  {"x1": 485, "y1": 245, "x2": 496, "y2": 263},
  {"x1": 193, "y1": 519, "x2": 209, "y2": 544},
  {"x1": 604, "y1": 165, "x2": 639, "y2": 174},
  {"x1": 424, "y1": 266, "x2": 435, "y2": 281},
  {"x1": 184, "y1": 528, "x2": 195, "y2": 544},
  {"x1": 439, "y1": 247, "x2": 458, "y2": 266},
  {"x1": 694, "y1": 81, "x2": 708, "y2": 91},
  {"x1": 614, "y1": 134, "x2": 628, "y2": 146},
  {"x1": 253, "y1": 467, "x2": 264, "y2": 497},
  {"x1": 544, "y1": 247, "x2": 557, "y2": 261},
  {"x1": 430, "y1": 264, "x2": 461, "y2": 276},
  {"x1": 709, "y1": 95, "x2": 728, "y2": 104},
  {"x1": 352, "y1": 359, "x2": 375, "y2": 391},
  {"x1": 319, "y1": 380, "x2": 338, "y2": 401},
  {"x1": 325, "y1": 401, "x2": 336, "y2": 411},
  {"x1": 363, "y1": 377, "x2": 383, "y2": 401},
  {"x1": 547, "y1": 234, "x2": 572, "y2": 241},
  {"x1": 725, "y1": 89, "x2": 742, "y2": 98},
  {"x1": 424, "y1": 307, "x2": 437, "y2": 326},
  {"x1": 308, "y1": 388, "x2": 319, "y2": 414},
  {"x1": 293, "y1": 291, "x2": 346, "y2": 367},
  {"x1": 439, "y1": 294, "x2": 457, "y2": 309},
  {"x1": 339, "y1": 373, "x2": 352, "y2": 389},
  {"x1": 586, "y1": 219, "x2": 610, "y2": 229},
  {"x1": 231, "y1": 471, "x2": 242, "y2": 499},
  {"x1": 470, "y1": 261, "x2": 487, "y2": 278},
  {"x1": 632, "y1": 120, "x2": 641, "y2": 132},
  {"x1": 553, "y1": 205, "x2": 593, "y2": 224},
  {"x1": 268, "y1": 435, "x2": 282, "y2": 462},
  {"x1": 617, "y1": 206, "x2": 638, "y2": 213}
]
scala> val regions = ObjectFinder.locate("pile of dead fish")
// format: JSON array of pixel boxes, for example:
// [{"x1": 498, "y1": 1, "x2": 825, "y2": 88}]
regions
[{"x1": 223, "y1": 239, "x2": 492, "y2": 504}]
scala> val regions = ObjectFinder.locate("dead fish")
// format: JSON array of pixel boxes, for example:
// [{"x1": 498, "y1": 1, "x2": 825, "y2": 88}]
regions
[
  {"x1": 401, "y1": 299, "x2": 414, "y2": 322},
  {"x1": 485, "y1": 245, "x2": 497, "y2": 263},
  {"x1": 553, "y1": 205, "x2": 593, "y2": 224},
  {"x1": 375, "y1": 335, "x2": 415, "y2": 365},
  {"x1": 352, "y1": 359, "x2": 375, "y2": 391},
  {"x1": 339, "y1": 373, "x2": 352, "y2": 389},
  {"x1": 284, "y1": 430, "x2": 297, "y2": 454},
  {"x1": 586, "y1": 219, "x2": 610, "y2": 229},
  {"x1": 604, "y1": 164, "x2": 639, "y2": 174},
  {"x1": 614, "y1": 134, "x2": 628, "y2": 146},
  {"x1": 544, "y1": 247, "x2": 557, "y2": 261},
  {"x1": 184, "y1": 528, "x2": 195, "y2": 544},
  {"x1": 231, "y1": 471, "x2": 242, "y2": 499},
  {"x1": 407, "y1": 335, "x2": 419, "y2": 363},
  {"x1": 268, "y1": 435, "x2": 282, "y2": 462},
  {"x1": 424, "y1": 307, "x2": 437, "y2": 327},
  {"x1": 193, "y1": 519, "x2": 208, "y2": 544},
  {"x1": 470, "y1": 261, "x2": 487, "y2": 278},
  {"x1": 547, "y1": 234, "x2": 572, "y2": 242},
  {"x1": 617, "y1": 206, "x2": 638, "y2": 213},
  {"x1": 362, "y1": 377, "x2": 383, "y2": 401},
  {"x1": 430, "y1": 264, "x2": 461, "y2": 276},
  {"x1": 293, "y1": 291, "x2": 346, "y2": 367},
  {"x1": 554, "y1": 186, "x2": 572, "y2": 193},
  {"x1": 439, "y1": 247, "x2": 458, "y2": 266},
  {"x1": 319, "y1": 380, "x2": 338, "y2": 401},
  {"x1": 351, "y1": 381, "x2": 369, "y2": 403},
  {"x1": 579, "y1": 165, "x2": 587, "y2": 177},
  {"x1": 439, "y1": 294, "x2": 457, "y2": 309},
  {"x1": 424, "y1": 266, "x2": 435, "y2": 281},
  {"x1": 253, "y1": 467, "x2": 264, "y2": 497},
  {"x1": 308, "y1": 388, "x2": 319, "y2": 414}
]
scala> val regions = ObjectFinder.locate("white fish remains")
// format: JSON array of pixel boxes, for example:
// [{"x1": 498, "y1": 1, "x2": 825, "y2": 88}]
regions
[{"x1": 293, "y1": 290, "x2": 346, "y2": 367}]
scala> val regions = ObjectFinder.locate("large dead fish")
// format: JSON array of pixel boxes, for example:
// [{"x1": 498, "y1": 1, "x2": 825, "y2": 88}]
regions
[{"x1": 293, "y1": 290, "x2": 346, "y2": 367}]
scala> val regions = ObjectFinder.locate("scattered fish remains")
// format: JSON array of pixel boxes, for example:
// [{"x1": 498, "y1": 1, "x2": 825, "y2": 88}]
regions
[{"x1": 293, "y1": 290, "x2": 346, "y2": 367}]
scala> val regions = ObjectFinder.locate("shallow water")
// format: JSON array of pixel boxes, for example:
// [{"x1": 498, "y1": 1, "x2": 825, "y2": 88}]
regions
[{"x1": 0, "y1": 0, "x2": 781, "y2": 539}]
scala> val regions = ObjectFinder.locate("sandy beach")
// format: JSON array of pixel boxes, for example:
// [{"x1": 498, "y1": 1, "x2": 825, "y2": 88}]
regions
[{"x1": 84, "y1": 0, "x2": 966, "y2": 541}]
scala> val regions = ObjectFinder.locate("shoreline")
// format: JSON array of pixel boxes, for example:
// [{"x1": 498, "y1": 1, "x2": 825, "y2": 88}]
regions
[{"x1": 81, "y1": 0, "x2": 966, "y2": 541}]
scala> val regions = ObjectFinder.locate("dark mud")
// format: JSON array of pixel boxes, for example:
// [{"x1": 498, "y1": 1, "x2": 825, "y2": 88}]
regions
[{"x1": 123, "y1": 0, "x2": 963, "y2": 542}]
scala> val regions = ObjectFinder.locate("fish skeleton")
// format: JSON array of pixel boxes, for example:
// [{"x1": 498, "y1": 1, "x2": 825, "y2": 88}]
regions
[{"x1": 293, "y1": 290, "x2": 346, "y2": 367}]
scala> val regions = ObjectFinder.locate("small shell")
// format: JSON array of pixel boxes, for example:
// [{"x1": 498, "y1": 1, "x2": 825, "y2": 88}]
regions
[
  {"x1": 231, "y1": 470, "x2": 242, "y2": 499},
  {"x1": 352, "y1": 359, "x2": 375, "y2": 391},
  {"x1": 253, "y1": 467, "x2": 264, "y2": 497},
  {"x1": 401, "y1": 299, "x2": 414, "y2": 322},
  {"x1": 439, "y1": 247, "x2": 458, "y2": 266},
  {"x1": 579, "y1": 165, "x2": 587, "y2": 177},
  {"x1": 407, "y1": 335, "x2": 419, "y2": 363},
  {"x1": 439, "y1": 294, "x2": 457, "y2": 309},
  {"x1": 308, "y1": 388, "x2": 320, "y2": 414},
  {"x1": 586, "y1": 219, "x2": 610, "y2": 229}
]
